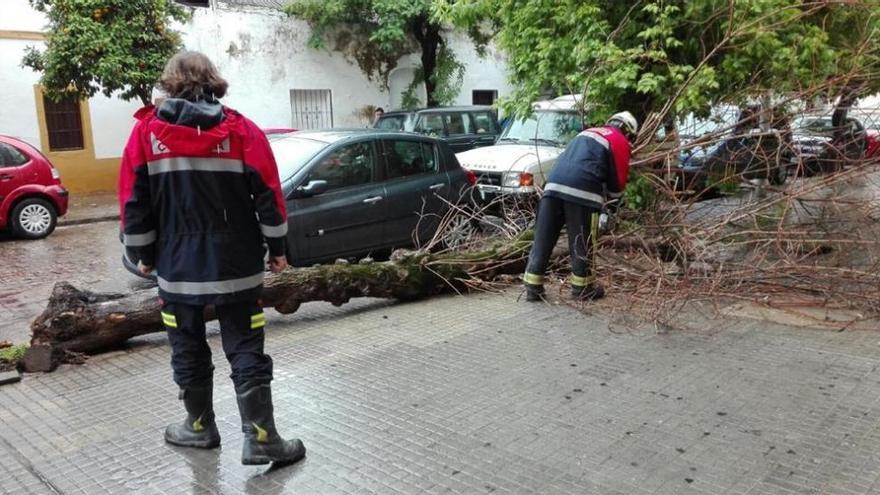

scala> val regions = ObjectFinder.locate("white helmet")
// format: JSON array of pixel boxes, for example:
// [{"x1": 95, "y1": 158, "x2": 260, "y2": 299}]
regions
[{"x1": 607, "y1": 111, "x2": 639, "y2": 137}]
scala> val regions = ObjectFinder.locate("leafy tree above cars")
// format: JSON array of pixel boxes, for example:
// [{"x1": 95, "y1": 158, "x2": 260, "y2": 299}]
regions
[
  {"x1": 284, "y1": 0, "x2": 486, "y2": 108},
  {"x1": 434, "y1": 0, "x2": 880, "y2": 132},
  {"x1": 22, "y1": 0, "x2": 189, "y2": 105}
]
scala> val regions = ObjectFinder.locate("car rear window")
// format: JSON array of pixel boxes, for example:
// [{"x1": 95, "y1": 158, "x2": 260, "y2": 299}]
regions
[
  {"x1": 375, "y1": 115, "x2": 408, "y2": 131},
  {"x1": 415, "y1": 114, "x2": 445, "y2": 136},
  {"x1": 383, "y1": 140, "x2": 438, "y2": 179},
  {"x1": 443, "y1": 113, "x2": 472, "y2": 136},
  {"x1": 471, "y1": 112, "x2": 497, "y2": 134},
  {"x1": 0, "y1": 143, "x2": 28, "y2": 166}
]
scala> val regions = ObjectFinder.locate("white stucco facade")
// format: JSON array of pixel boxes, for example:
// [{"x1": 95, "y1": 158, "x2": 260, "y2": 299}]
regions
[
  {"x1": 0, "y1": 37, "x2": 42, "y2": 149},
  {"x1": 0, "y1": 0, "x2": 512, "y2": 192},
  {"x1": 181, "y1": 3, "x2": 512, "y2": 127}
]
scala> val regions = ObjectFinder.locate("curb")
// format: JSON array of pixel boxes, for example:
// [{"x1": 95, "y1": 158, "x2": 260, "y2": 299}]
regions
[
  {"x1": 0, "y1": 370, "x2": 22, "y2": 386},
  {"x1": 58, "y1": 215, "x2": 119, "y2": 227}
]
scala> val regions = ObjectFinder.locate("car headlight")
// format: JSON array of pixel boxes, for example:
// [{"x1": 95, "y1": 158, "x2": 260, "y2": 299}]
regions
[{"x1": 502, "y1": 172, "x2": 534, "y2": 188}]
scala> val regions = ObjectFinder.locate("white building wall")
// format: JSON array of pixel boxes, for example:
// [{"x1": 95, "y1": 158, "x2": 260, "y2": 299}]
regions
[
  {"x1": 88, "y1": 95, "x2": 142, "y2": 159},
  {"x1": 0, "y1": 0, "x2": 46, "y2": 31},
  {"x1": 1, "y1": 0, "x2": 512, "y2": 164},
  {"x1": 0, "y1": 38, "x2": 42, "y2": 147},
  {"x1": 181, "y1": 5, "x2": 392, "y2": 128},
  {"x1": 446, "y1": 31, "x2": 513, "y2": 108}
]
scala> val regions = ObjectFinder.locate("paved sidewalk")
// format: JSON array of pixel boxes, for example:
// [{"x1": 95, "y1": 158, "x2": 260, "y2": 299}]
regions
[
  {"x1": 58, "y1": 191, "x2": 118, "y2": 226},
  {"x1": 2, "y1": 293, "x2": 880, "y2": 494}
]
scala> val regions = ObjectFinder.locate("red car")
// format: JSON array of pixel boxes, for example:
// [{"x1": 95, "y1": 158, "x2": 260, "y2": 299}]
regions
[
  {"x1": 867, "y1": 129, "x2": 880, "y2": 159},
  {"x1": 0, "y1": 135, "x2": 68, "y2": 239}
]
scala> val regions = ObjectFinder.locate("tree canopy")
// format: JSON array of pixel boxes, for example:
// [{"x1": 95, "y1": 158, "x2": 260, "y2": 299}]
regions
[
  {"x1": 22, "y1": 0, "x2": 188, "y2": 106},
  {"x1": 435, "y1": 0, "x2": 880, "y2": 130},
  {"x1": 284, "y1": 0, "x2": 475, "y2": 108}
]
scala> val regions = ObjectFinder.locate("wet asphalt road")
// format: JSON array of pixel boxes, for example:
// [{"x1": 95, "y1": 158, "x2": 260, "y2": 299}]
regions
[{"x1": 0, "y1": 220, "x2": 152, "y2": 344}]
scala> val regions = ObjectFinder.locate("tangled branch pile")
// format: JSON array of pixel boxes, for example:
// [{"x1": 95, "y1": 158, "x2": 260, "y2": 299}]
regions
[{"x1": 592, "y1": 164, "x2": 880, "y2": 326}]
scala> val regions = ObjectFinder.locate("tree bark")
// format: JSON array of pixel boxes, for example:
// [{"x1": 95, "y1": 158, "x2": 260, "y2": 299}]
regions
[
  {"x1": 24, "y1": 240, "x2": 533, "y2": 372},
  {"x1": 411, "y1": 16, "x2": 442, "y2": 107},
  {"x1": 23, "y1": 233, "x2": 673, "y2": 373}
]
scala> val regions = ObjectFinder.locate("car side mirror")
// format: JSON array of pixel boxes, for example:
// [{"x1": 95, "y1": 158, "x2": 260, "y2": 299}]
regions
[{"x1": 293, "y1": 180, "x2": 328, "y2": 198}]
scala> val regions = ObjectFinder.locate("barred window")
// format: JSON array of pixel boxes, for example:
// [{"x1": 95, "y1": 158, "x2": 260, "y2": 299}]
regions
[{"x1": 43, "y1": 95, "x2": 84, "y2": 151}]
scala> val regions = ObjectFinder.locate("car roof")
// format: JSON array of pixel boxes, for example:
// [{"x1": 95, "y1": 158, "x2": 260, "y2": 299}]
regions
[
  {"x1": 382, "y1": 106, "x2": 494, "y2": 116},
  {"x1": 532, "y1": 94, "x2": 582, "y2": 111},
  {"x1": 268, "y1": 128, "x2": 437, "y2": 144}
]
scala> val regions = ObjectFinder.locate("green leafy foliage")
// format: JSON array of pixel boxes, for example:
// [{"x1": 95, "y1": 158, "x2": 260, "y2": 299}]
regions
[
  {"x1": 0, "y1": 344, "x2": 28, "y2": 366},
  {"x1": 22, "y1": 0, "x2": 189, "y2": 105},
  {"x1": 284, "y1": 0, "x2": 469, "y2": 107},
  {"x1": 437, "y1": 0, "x2": 880, "y2": 126},
  {"x1": 622, "y1": 173, "x2": 658, "y2": 212}
]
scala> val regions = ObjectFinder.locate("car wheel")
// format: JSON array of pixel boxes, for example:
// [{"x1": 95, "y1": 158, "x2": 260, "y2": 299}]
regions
[
  {"x1": 441, "y1": 211, "x2": 480, "y2": 250},
  {"x1": 11, "y1": 198, "x2": 57, "y2": 239}
]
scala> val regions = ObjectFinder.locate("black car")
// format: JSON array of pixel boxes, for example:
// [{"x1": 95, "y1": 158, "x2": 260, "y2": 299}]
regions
[
  {"x1": 124, "y1": 129, "x2": 474, "y2": 277},
  {"x1": 791, "y1": 114, "x2": 867, "y2": 174},
  {"x1": 374, "y1": 106, "x2": 501, "y2": 153},
  {"x1": 274, "y1": 129, "x2": 474, "y2": 264},
  {"x1": 674, "y1": 107, "x2": 793, "y2": 192}
]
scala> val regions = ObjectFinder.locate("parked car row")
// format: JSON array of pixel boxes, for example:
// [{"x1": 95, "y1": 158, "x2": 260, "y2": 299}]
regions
[
  {"x1": 123, "y1": 128, "x2": 477, "y2": 278},
  {"x1": 661, "y1": 106, "x2": 875, "y2": 194},
  {"x1": 374, "y1": 106, "x2": 502, "y2": 153},
  {"x1": 4, "y1": 95, "x2": 875, "y2": 286},
  {"x1": 670, "y1": 105, "x2": 792, "y2": 192}
]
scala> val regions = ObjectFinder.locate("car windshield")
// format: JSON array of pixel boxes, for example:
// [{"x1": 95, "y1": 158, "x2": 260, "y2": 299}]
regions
[
  {"x1": 375, "y1": 115, "x2": 409, "y2": 131},
  {"x1": 269, "y1": 137, "x2": 329, "y2": 180},
  {"x1": 678, "y1": 106, "x2": 739, "y2": 139},
  {"x1": 793, "y1": 116, "x2": 834, "y2": 133},
  {"x1": 498, "y1": 111, "x2": 582, "y2": 146}
]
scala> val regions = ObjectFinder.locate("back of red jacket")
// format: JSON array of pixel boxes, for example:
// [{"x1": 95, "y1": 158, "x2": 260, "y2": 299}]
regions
[{"x1": 118, "y1": 99, "x2": 287, "y2": 305}]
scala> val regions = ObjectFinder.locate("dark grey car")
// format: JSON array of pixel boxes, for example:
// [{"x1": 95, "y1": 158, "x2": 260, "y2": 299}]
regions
[
  {"x1": 123, "y1": 129, "x2": 472, "y2": 278},
  {"x1": 273, "y1": 129, "x2": 472, "y2": 266},
  {"x1": 374, "y1": 106, "x2": 501, "y2": 153}
]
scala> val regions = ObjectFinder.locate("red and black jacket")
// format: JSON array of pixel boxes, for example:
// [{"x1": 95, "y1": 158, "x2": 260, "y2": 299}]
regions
[
  {"x1": 544, "y1": 126, "x2": 632, "y2": 208},
  {"x1": 118, "y1": 100, "x2": 287, "y2": 305}
]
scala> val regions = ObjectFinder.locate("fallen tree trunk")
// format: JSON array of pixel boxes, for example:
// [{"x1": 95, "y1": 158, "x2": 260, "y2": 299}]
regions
[
  {"x1": 23, "y1": 232, "x2": 675, "y2": 373},
  {"x1": 24, "y1": 239, "x2": 533, "y2": 372}
]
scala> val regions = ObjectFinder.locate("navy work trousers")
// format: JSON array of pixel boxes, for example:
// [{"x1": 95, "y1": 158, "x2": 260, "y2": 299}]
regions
[
  {"x1": 524, "y1": 196, "x2": 599, "y2": 288},
  {"x1": 161, "y1": 300, "x2": 273, "y2": 391}
]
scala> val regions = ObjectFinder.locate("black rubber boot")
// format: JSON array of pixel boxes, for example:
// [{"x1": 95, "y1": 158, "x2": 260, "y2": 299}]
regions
[
  {"x1": 165, "y1": 384, "x2": 221, "y2": 449},
  {"x1": 236, "y1": 384, "x2": 306, "y2": 465},
  {"x1": 571, "y1": 284, "x2": 606, "y2": 301},
  {"x1": 524, "y1": 284, "x2": 545, "y2": 302}
]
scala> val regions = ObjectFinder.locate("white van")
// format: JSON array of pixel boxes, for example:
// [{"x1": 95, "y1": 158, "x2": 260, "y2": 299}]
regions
[{"x1": 455, "y1": 95, "x2": 583, "y2": 205}]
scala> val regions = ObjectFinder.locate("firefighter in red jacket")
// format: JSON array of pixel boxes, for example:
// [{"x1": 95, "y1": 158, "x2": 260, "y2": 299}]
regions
[
  {"x1": 118, "y1": 51, "x2": 304, "y2": 465},
  {"x1": 523, "y1": 111, "x2": 638, "y2": 302}
]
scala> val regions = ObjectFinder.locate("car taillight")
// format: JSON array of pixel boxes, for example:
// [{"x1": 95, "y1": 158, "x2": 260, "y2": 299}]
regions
[
  {"x1": 519, "y1": 172, "x2": 534, "y2": 187},
  {"x1": 463, "y1": 168, "x2": 477, "y2": 186}
]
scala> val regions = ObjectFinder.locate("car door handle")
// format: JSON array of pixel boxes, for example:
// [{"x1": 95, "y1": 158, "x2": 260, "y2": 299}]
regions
[
  {"x1": 0, "y1": 174, "x2": 14, "y2": 181},
  {"x1": 429, "y1": 183, "x2": 445, "y2": 191},
  {"x1": 362, "y1": 196, "x2": 383, "y2": 204}
]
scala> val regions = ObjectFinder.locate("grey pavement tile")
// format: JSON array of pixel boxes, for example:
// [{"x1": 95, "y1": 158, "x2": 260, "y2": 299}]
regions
[{"x1": 1, "y1": 293, "x2": 880, "y2": 494}]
